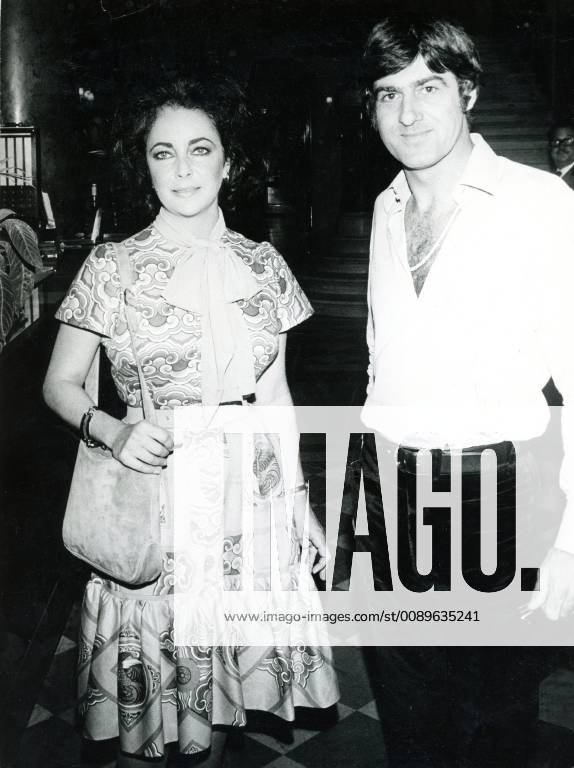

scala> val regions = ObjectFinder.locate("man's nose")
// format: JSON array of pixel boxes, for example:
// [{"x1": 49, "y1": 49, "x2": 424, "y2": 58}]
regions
[{"x1": 399, "y1": 92, "x2": 421, "y2": 126}]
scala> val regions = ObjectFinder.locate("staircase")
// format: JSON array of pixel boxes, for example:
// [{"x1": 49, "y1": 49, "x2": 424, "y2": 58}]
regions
[
  {"x1": 473, "y1": 36, "x2": 551, "y2": 169},
  {"x1": 305, "y1": 36, "x2": 551, "y2": 318},
  {"x1": 303, "y1": 212, "x2": 370, "y2": 318}
]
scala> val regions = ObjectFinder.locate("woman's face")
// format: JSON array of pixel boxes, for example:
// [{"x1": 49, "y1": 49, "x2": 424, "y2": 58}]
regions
[{"x1": 146, "y1": 105, "x2": 229, "y2": 228}]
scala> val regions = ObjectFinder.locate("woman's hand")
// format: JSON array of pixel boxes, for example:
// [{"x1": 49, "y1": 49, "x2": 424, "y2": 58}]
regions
[
  {"x1": 293, "y1": 491, "x2": 329, "y2": 581},
  {"x1": 110, "y1": 420, "x2": 174, "y2": 474},
  {"x1": 307, "y1": 511, "x2": 328, "y2": 582}
]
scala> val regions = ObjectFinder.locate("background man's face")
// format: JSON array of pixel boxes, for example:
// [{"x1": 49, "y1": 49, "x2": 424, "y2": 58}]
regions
[
  {"x1": 549, "y1": 126, "x2": 574, "y2": 170},
  {"x1": 373, "y1": 55, "x2": 476, "y2": 172}
]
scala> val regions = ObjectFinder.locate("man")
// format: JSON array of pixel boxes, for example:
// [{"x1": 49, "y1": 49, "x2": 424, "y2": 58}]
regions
[
  {"x1": 360, "y1": 17, "x2": 574, "y2": 768},
  {"x1": 549, "y1": 121, "x2": 574, "y2": 189}
]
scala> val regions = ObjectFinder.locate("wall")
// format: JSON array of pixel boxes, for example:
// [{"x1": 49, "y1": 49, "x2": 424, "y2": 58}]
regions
[
  {"x1": 0, "y1": 0, "x2": 116, "y2": 234},
  {"x1": 1, "y1": 0, "x2": 512, "y2": 243}
]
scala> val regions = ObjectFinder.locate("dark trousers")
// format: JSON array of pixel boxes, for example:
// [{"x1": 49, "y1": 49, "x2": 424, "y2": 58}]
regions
[{"x1": 357, "y1": 434, "x2": 561, "y2": 768}]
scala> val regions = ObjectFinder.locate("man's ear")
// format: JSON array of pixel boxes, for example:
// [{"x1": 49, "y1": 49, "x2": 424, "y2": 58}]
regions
[
  {"x1": 466, "y1": 88, "x2": 478, "y2": 112},
  {"x1": 460, "y1": 80, "x2": 478, "y2": 112}
]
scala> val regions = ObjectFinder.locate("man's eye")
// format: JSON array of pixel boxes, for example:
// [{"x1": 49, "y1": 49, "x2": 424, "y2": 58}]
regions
[
  {"x1": 421, "y1": 85, "x2": 438, "y2": 95},
  {"x1": 377, "y1": 92, "x2": 398, "y2": 103}
]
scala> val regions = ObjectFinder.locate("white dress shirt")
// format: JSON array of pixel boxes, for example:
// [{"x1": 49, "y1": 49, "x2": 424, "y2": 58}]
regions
[
  {"x1": 362, "y1": 134, "x2": 574, "y2": 551},
  {"x1": 558, "y1": 160, "x2": 574, "y2": 178}
]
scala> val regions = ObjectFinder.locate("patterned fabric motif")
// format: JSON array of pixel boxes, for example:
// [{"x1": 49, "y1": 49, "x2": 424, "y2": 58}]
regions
[
  {"x1": 78, "y1": 561, "x2": 338, "y2": 755},
  {"x1": 65, "y1": 223, "x2": 337, "y2": 757},
  {"x1": 55, "y1": 226, "x2": 313, "y2": 408}
]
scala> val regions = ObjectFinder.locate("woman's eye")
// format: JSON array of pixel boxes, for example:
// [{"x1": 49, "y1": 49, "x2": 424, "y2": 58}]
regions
[
  {"x1": 152, "y1": 150, "x2": 172, "y2": 160},
  {"x1": 192, "y1": 146, "x2": 210, "y2": 155}
]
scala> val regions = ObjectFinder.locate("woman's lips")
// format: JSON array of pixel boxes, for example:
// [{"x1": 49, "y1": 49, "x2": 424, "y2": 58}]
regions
[{"x1": 173, "y1": 187, "x2": 199, "y2": 197}]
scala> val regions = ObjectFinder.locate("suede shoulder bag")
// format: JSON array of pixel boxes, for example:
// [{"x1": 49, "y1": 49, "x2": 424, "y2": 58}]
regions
[{"x1": 62, "y1": 242, "x2": 162, "y2": 585}]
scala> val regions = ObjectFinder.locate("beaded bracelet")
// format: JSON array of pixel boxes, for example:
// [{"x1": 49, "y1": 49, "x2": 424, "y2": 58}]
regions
[
  {"x1": 284, "y1": 483, "x2": 308, "y2": 496},
  {"x1": 80, "y1": 405, "x2": 104, "y2": 449}
]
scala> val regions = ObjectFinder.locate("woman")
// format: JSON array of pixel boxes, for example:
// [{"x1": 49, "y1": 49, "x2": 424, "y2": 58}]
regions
[{"x1": 43, "y1": 74, "x2": 338, "y2": 767}]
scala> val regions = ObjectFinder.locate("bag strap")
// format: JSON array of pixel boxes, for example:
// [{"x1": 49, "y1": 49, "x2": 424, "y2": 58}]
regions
[
  {"x1": 83, "y1": 243, "x2": 156, "y2": 423},
  {"x1": 84, "y1": 344, "x2": 100, "y2": 405},
  {"x1": 114, "y1": 242, "x2": 157, "y2": 424}
]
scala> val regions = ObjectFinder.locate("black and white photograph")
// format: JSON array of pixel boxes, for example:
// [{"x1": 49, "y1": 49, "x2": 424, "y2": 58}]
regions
[{"x1": 2, "y1": 1, "x2": 574, "y2": 766}]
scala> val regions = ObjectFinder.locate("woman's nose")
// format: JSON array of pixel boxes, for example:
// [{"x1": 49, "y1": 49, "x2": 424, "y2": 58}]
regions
[{"x1": 175, "y1": 155, "x2": 193, "y2": 177}]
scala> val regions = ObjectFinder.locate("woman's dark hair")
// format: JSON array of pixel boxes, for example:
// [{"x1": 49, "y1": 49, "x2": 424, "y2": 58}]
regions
[
  {"x1": 362, "y1": 17, "x2": 482, "y2": 107},
  {"x1": 112, "y1": 72, "x2": 251, "y2": 220}
]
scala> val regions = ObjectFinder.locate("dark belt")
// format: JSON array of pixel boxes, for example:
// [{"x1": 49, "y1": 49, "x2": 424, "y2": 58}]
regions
[
  {"x1": 220, "y1": 393, "x2": 254, "y2": 406},
  {"x1": 397, "y1": 440, "x2": 515, "y2": 475}
]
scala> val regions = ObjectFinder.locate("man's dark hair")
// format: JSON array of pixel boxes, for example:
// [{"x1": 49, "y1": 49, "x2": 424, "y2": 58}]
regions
[
  {"x1": 362, "y1": 17, "x2": 482, "y2": 107},
  {"x1": 112, "y1": 71, "x2": 251, "y2": 219},
  {"x1": 548, "y1": 121, "x2": 574, "y2": 140}
]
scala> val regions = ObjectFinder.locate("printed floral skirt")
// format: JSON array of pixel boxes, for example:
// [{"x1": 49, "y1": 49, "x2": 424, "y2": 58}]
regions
[{"x1": 77, "y1": 407, "x2": 339, "y2": 758}]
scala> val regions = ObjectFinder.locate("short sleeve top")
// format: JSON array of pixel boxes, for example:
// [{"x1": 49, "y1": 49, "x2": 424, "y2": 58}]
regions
[{"x1": 55, "y1": 224, "x2": 313, "y2": 408}]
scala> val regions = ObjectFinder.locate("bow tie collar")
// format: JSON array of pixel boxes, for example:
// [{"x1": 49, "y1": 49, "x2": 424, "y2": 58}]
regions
[{"x1": 154, "y1": 207, "x2": 259, "y2": 406}]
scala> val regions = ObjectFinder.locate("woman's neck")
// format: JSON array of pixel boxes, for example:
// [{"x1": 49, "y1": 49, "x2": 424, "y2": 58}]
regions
[{"x1": 158, "y1": 206, "x2": 220, "y2": 240}]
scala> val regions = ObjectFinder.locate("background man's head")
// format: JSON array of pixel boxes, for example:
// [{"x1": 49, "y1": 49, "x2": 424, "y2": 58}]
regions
[
  {"x1": 549, "y1": 122, "x2": 574, "y2": 171},
  {"x1": 362, "y1": 18, "x2": 482, "y2": 117}
]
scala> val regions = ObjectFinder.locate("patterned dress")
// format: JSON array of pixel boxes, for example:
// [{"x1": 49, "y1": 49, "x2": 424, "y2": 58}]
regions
[{"x1": 56, "y1": 223, "x2": 339, "y2": 757}]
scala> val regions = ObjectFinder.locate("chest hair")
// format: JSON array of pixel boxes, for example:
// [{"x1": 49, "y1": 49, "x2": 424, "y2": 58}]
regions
[{"x1": 405, "y1": 199, "x2": 457, "y2": 296}]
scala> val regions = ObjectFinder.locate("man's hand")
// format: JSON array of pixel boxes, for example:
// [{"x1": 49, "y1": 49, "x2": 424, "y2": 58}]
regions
[{"x1": 528, "y1": 547, "x2": 574, "y2": 620}]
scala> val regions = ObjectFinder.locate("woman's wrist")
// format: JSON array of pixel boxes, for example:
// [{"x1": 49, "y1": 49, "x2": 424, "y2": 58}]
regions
[{"x1": 86, "y1": 409, "x2": 123, "y2": 450}]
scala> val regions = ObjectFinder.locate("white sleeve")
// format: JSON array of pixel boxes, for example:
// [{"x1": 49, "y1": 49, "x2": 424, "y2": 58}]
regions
[
  {"x1": 366, "y1": 208, "x2": 377, "y2": 396},
  {"x1": 540, "y1": 190, "x2": 574, "y2": 553}
]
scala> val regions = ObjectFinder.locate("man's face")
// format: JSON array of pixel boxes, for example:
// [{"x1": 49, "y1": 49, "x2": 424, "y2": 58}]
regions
[
  {"x1": 549, "y1": 126, "x2": 574, "y2": 171},
  {"x1": 372, "y1": 55, "x2": 477, "y2": 172}
]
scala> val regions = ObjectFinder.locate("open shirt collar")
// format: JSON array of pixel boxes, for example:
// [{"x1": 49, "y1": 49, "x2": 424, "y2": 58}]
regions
[{"x1": 381, "y1": 133, "x2": 500, "y2": 214}]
